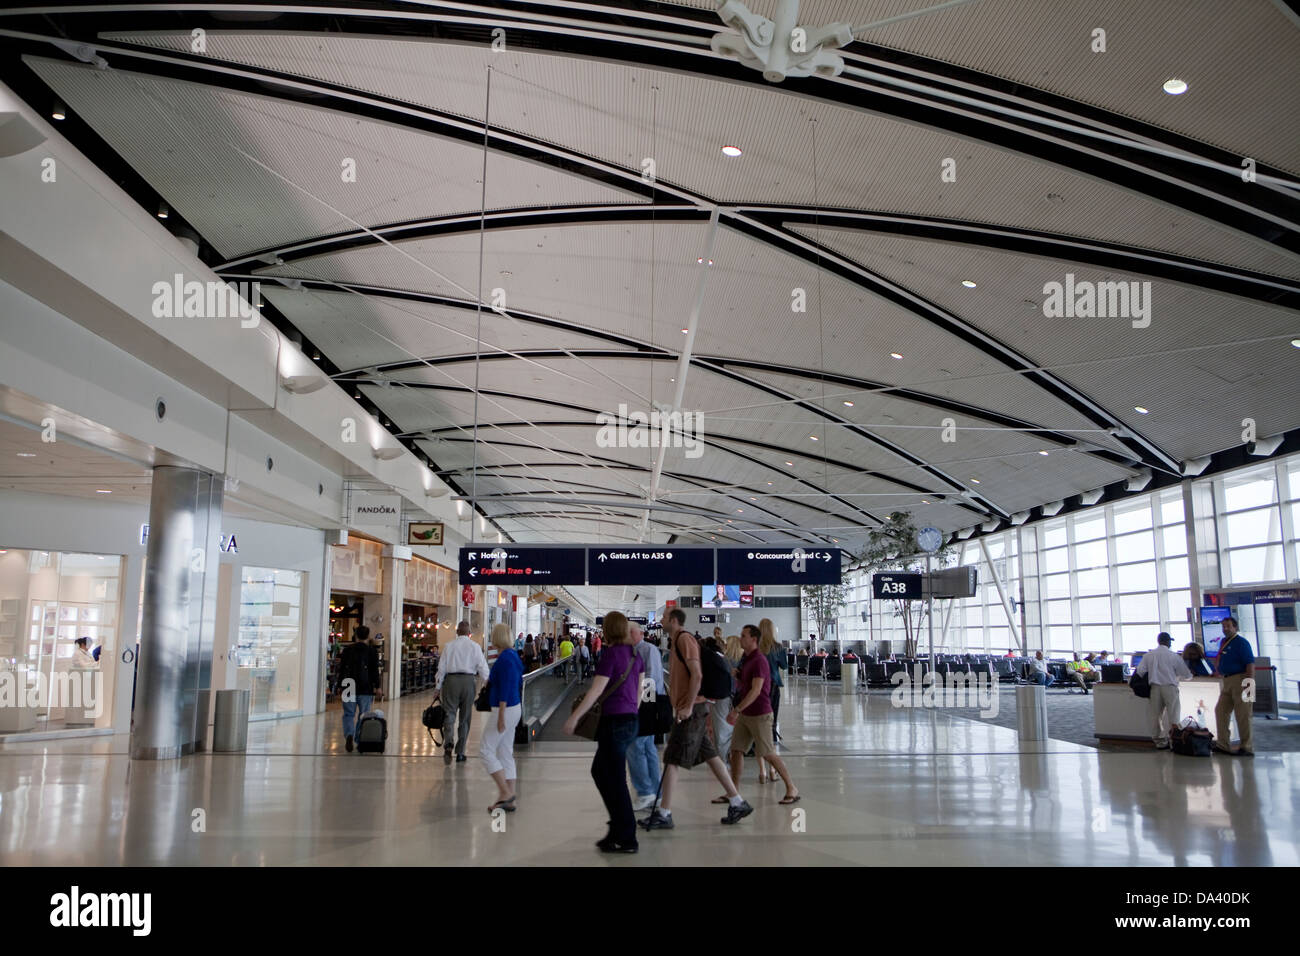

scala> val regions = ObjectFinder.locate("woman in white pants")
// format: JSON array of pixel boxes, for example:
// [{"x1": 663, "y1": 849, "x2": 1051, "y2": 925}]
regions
[{"x1": 481, "y1": 623, "x2": 523, "y2": 812}]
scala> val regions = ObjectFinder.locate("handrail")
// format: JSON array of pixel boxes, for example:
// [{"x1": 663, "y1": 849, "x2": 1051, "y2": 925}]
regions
[{"x1": 520, "y1": 654, "x2": 580, "y2": 733}]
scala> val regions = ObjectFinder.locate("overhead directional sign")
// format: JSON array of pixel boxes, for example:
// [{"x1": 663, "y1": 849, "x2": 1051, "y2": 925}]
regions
[
  {"x1": 458, "y1": 546, "x2": 585, "y2": 585},
  {"x1": 588, "y1": 547, "x2": 714, "y2": 586},
  {"x1": 873, "y1": 572, "x2": 922, "y2": 600},
  {"x1": 458, "y1": 544, "x2": 840, "y2": 586},
  {"x1": 716, "y1": 547, "x2": 841, "y2": 585}
]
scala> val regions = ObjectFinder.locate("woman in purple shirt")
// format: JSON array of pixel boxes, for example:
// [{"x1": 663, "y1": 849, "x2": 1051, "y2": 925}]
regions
[{"x1": 564, "y1": 611, "x2": 643, "y2": 853}]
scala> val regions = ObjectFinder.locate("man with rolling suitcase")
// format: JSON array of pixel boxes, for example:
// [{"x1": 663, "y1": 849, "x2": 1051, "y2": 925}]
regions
[{"x1": 337, "y1": 625, "x2": 381, "y2": 753}]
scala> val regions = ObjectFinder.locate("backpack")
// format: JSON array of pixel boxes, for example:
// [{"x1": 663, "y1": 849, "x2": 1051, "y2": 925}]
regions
[
  {"x1": 1129, "y1": 672, "x2": 1151, "y2": 698},
  {"x1": 676, "y1": 635, "x2": 732, "y2": 701}
]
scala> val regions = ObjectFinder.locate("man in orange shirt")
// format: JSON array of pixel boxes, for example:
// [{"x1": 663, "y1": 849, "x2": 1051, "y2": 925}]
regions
[{"x1": 641, "y1": 608, "x2": 751, "y2": 830}]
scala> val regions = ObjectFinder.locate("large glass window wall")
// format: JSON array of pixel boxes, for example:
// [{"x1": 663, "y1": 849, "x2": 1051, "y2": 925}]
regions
[{"x1": 822, "y1": 452, "x2": 1300, "y2": 704}]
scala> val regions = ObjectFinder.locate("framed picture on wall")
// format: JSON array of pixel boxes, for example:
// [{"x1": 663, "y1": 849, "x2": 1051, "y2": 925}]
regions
[{"x1": 408, "y1": 522, "x2": 444, "y2": 546}]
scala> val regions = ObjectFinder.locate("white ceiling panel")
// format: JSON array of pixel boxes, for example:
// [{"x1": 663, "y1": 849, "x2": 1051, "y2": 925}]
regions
[
  {"x1": 795, "y1": 227, "x2": 1300, "y2": 462},
  {"x1": 28, "y1": 57, "x2": 641, "y2": 258},
  {"x1": 110, "y1": 30, "x2": 1300, "y2": 278}
]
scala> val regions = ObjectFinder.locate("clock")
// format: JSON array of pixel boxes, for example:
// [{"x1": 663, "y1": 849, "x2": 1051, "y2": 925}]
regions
[{"x1": 918, "y1": 527, "x2": 943, "y2": 553}]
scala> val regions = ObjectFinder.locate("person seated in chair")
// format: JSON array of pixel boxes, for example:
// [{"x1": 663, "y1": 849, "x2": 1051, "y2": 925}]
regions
[
  {"x1": 1028, "y1": 651, "x2": 1052, "y2": 686},
  {"x1": 1067, "y1": 652, "x2": 1097, "y2": 694}
]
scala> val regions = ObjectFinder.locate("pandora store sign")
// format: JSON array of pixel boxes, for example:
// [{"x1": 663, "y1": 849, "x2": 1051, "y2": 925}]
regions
[{"x1": 349, "y1": 493, "x2": 401, "y2": 531}]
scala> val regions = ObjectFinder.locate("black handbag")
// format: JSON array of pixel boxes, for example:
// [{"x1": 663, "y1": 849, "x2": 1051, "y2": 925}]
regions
[
  {"x1": 572, "y1": 649, "x2": 638, "y2": 740},
  {"x1": 1129, "y1": 672, "x2": 1151, "y2": 699},
  {"x1": 638, "y1": 690, "x2": 673, "y2": 737},
  {"x1": 475, "y1": 681, "x2": 492, "y2": 712},
  {"x1": 422, "y1": 703, "x2": 445, "y2": 744}
]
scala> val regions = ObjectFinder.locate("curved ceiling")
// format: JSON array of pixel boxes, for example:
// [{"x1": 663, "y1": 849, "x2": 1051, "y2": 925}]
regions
[{"x1": 3, "y1": 0, "x2": 1298, "y2": 559}]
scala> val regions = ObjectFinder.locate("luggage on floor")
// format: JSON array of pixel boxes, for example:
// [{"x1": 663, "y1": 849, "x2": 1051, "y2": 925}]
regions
[
  {"x1": 356, "y1": 710, "x2": 388, "y2": 753},
  {"x1": 1169, "y1": 720, "x2": 1213, "y2": 757}
]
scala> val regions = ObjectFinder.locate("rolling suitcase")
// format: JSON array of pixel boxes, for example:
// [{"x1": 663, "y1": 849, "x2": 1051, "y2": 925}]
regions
[{"x1": 356, "y1": 709, "x2": 388, "y2": 754}]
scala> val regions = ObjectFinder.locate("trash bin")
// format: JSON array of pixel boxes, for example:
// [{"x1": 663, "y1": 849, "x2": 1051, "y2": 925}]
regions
[
  {"x1": 213, "y1": 688, "x2": 251, "y2": 752},
  {"x1": 842, "y1": 661, "x2": 858, "y2": 693},
  {"x1": 1016, "y1": 684, "x2": 1047, "y2": 742}
]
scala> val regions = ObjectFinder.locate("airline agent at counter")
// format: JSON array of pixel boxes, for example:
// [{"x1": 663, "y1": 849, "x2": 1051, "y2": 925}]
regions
[{"x1": 1212, "y1": 617, "x2": 1255, "y2": 757}]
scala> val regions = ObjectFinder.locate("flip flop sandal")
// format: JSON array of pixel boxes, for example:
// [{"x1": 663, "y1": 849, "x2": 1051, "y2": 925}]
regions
[
  {"x1": 779, "y1": 794, "x2": 802, "y2": 805},
  {"x1": 489, "y1": 797, "x2": 517, "y2": 813}
]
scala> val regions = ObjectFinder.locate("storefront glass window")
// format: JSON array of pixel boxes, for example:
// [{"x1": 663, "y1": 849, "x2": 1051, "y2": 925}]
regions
[
  {"x1": 236, "y1": 567, "x2": 303, "y2": 717},
  {"x1": 0, "y1": 549, "x2": 121, "y2": 734}
]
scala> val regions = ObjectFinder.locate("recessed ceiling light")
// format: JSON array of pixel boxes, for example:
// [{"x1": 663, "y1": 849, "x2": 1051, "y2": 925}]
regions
[
  {"x1": 157, "y1": 202, "x2": 169, "y2": 220},
  {"x1": 696, "y1": 258, "x2": 713, "y2": 266},
  {"x1": 1039, "y1": 450, "x2": 1050, "y2": 456},
  {"x1": 681, "y1": 328, "x2": 689, "y2": 334},
  {"x1": 1134, "y1": 406, "x2": 1149, "y2": 414},
  {"x1": 784, "y1": 461, "x2": 793, "y2": 467},
  {"x1": 52, "y1": 101, "x2": 66, "y2": 121},
  {"x1": 95, "y1": 489, "x2": 112, "y2": 494},
  {"x1": 970, "y1": 478, "x2": 980, "y2": 484},
  {"x1": 1162, "y1": 78, "x2": 1188, "y2": 95},
  {"x1": 500, "y1": 270, "x2": 512, "y2": 278},
  {"x1": 809, "y1": 435, "x2": 818, "y2": 441},
  {"x1": 843, "y1": 400, "x2": 854, "y2": 407},
  {"x1": 749, "y1": 497, "x2": 756, "y2": 501},
  {"x1": 311, "y1": 349, "x2": 321, "y2": 361},
  {"x1": 890, "y1": 352, "x2": 903, "y2": 360},
  {"x1": 17, "y1": 452, "x2": 36, "y2": 458},
  {"x1": 921, "y1": 499, "x2": 930, "y2": 504},
  {"x1": 766, "y1": 481, "x2": 773, "y2": 486},
  {"x1": 961, "y1": 279, "x2": 977, "y2": 288},
  {"x1": 721, "y1": 145, "x2": 743, "y2": 157},
  {"x1": 1291, "y1": 339, "x2": 1300, "y2": 348},
  {"x1": 736, "y1": 509, "x2": 743, "y2": 513}
]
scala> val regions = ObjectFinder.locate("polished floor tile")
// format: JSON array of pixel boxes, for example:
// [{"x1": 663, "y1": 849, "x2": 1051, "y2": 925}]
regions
[{"x1": 0, "y1": 678, "x2": 1294, "y2": 866}]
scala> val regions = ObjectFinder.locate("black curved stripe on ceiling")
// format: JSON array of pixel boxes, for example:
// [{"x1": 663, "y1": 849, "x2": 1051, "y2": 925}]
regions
[
  {"x1": 30, "y1": 2, "x2": 1295, "y2": 248},
  {"x1": 230, "y1": 204, "x2": 1299, "y2": 307},
  {"x1": 220, "y1": 205, "x2": 710, "y2": 272},
  {"x1": 3, "y1": 39, "x2": 1196, "y2": 471},
  {"x1": 357, "y1": 345, "x2": 1127, "y2": 475},
  {"x1": 421, "y1": 424, "x2": 830, "y2": 528},
  {"x1": 361, "y1": 349, "x2": 1115, "y2": 463},
  {"x1": 411, "y1": 410, "x2": 973, "y2": 506},
  {"x1": 425, "y1": 434, "x2": 915, "y2": 532}
]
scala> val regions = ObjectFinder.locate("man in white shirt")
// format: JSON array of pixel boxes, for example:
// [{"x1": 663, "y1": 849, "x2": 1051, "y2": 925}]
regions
[
  {"x1": 436, "y1": 621, "x2": 490, "y2": 764},
  {"x1": 1028, "y1": 651, "x2": 1051, "y2": 686},
  {"x1": 1133, "y1": 632, "x2": 1192, "y2": 749}
]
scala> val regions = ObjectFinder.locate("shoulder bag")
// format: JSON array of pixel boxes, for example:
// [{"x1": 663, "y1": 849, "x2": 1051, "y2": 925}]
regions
[{"x1": 571, "y1": 649, "x2": 638, "y2": 740}]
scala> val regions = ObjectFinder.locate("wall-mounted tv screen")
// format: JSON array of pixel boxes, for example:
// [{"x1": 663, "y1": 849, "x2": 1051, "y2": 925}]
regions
[
  {"x1": 703, "y1": 584, "x2": 740, "y2": 608},
  {"x1": 739, "y1": 585, "x2": 754, "y2": 607}
]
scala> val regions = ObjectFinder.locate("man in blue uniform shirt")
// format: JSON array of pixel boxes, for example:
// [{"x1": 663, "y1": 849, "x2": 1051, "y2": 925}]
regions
[{"x1": 1213, "y1": 616, "x2": 1256, "y2": 756}]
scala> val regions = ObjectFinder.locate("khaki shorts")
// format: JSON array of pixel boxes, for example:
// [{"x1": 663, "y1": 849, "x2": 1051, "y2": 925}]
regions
[
  {"x1": 663, "y1": 702, "x2": 718, "y2": 768},
  {"x1": 730, "y1": 712, "x2": 775, "y2": 758}
]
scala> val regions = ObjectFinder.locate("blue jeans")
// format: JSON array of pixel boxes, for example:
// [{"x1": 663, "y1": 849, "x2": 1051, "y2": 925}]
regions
[
  {"x1": 1031, "y1": 672, "x2": 1051, "y2": 686},
  {"x1": 626, "y1": 733, "x2": 661, "y2": 798},
  {"x1": 592, "y1": 714, "x2": 639, "y2": 845},
  {"x1": 342, "y1": 694, "x2": 374, "y2": 738}
]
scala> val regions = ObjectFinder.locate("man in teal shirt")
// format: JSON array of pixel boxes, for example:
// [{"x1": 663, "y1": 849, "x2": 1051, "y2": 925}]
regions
[{"x1": 1213, "y1": 616, "x2": 1256, "y2": 756}]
